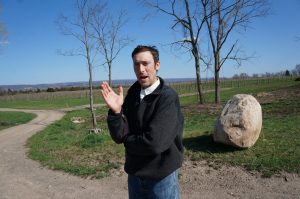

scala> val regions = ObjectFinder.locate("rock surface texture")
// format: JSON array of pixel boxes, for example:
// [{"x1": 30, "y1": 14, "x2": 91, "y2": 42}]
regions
[{"x1": 214, "y1": 94, "x2": 262, "y2": 148}]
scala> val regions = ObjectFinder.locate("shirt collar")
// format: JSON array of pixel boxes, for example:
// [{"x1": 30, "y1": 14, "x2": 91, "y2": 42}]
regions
[{"x1": 140, "y1": 78, "x2": 160, "y2": 100}]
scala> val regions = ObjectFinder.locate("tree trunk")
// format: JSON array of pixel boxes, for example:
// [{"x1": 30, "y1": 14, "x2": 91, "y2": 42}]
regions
[
  {"x1": 87, "y1": 51, "x2": 97, "y2": 130},
  {"x1": 214, "y1": 54, "x2": 221, "y2": 104},
  {"x1": 195, "y1": 56, "x2": 204, "y2": 104},
  {"x1": 215, "y1": 68, "x2": 221, "y2": 104},
  {"x1": 108, "y1": 61, "x2": 112, "y2": 86}
]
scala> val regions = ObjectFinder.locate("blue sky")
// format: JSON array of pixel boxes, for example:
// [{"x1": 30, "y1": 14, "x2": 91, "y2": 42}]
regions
[{"x1": 0, "y1": 0, "x2": 299, "y2": 85}]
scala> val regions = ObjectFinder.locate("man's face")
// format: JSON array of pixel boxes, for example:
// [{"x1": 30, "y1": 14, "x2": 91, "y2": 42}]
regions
[{"x1": 133, "y1": 51, "x2": 160, "y2": 89}]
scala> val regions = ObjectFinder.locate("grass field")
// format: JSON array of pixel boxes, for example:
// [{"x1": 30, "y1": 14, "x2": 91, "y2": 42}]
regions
[
  {"x1": 27, "y1": 109, "x2": 124, "y2": 178},
  {"x1": 0, "y1": 77, "x2": 294, "y2": 109},
  {"x1": 0, "y1": 111, "x2": 37, "y2": 131},
  {"x1": 26, "y1": 78, "x2": 300, "y2": 178},
  {"x1": 0, "y1": 94, "x2": 104, "y2": 109},
  {"x1": 183, "y1": 84, "x2": 300, "y2": 177}
]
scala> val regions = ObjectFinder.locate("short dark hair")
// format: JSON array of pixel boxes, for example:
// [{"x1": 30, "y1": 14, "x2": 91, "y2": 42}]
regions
[{"x1": 131, "y1": 45, "x2": 159, "y2": 63}]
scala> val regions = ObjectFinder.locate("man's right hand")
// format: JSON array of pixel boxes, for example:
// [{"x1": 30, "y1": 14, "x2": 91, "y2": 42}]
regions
[{"x1": 100, "y1": 82, "x2": 123, "y2": 114}]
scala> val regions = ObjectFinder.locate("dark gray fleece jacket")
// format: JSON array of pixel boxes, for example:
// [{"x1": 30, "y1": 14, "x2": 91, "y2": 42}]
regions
[{"x1": 107, "y1": 77, "x2": 184, "y2": 180}]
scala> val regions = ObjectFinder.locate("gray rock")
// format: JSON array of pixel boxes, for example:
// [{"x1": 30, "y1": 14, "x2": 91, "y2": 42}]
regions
[{"x1": 213, "y1": 94, "x2": 262, "y2": 148}]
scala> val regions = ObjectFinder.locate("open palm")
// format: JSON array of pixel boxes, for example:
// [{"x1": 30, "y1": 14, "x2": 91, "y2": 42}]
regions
[{"x1": 100, "y1": 82, "x2": 123, "y2": 113}]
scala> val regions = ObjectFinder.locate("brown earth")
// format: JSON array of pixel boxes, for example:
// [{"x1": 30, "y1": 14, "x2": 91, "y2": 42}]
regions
[{"x1": 0, "y1": 88, "x2": 300, "y2": 199}]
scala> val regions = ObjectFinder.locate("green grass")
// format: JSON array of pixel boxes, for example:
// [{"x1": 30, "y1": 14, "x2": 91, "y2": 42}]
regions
[
  {"x1": 183, "y1": 114, "x2": 300, "y2": 177},
  {"x1": 0, "y1": 77, "x2": 294, "y2": 109},
  {"x1": 0, "y1": 97, "x2": 104, "y2": 109},
  {"x1": 179, "y1": 77, "x2": 297, "y2": 105},
  {"x1": 183, "y1": 82, "x2": 300, "y2": 177},
  {"x1": 27, "y1": 108, "x2": 124, "y2": 179},
  {"x1": 0, "y1": 111, "x2": 37, "y2": 131},
  {"x1": 26, "y1": 78, "x2": 300, "y2": 178}
]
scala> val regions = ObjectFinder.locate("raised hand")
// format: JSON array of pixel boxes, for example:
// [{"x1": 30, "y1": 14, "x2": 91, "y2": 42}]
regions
[{"x1": 100, "y1": 82, "x2": 123, "y2": 113}]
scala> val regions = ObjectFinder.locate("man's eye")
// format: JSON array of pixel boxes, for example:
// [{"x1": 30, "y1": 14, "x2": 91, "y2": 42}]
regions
[
  {"x1": 134, "y1": 62, "x2": 151, "y2": 67},
  {"x1": 142, "y1": 62, "x2": 151, "y2": 66}
]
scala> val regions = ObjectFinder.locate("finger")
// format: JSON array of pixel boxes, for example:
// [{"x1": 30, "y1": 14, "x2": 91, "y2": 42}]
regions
[
  {"x1": 101, "y1": 91, "x2": 111, "y2": 106},
  {"x1": 101, "y1": 82, "x2": 111, "y2": 95},
  {"x1": 101, "y1": 85, "x2": 110, "y2": 97},
  {"x1": 100, "y1": 89, "x2": 107, "y2": 99},
  {"x1": 118, "y1": 85, "x2": 123, "y2": 97},
  {"x1": 100, "y1": 82, "x2": 107, "y2": 92},
  {"x1": 100, "y1": 83, "x2": 106, "y2": 90},
  {"x1": 100, "y1": 85, "x2": 107, "y2": 96},
  {"x1": 103, "y1": 82, "x2": 112, "y2": 92}
]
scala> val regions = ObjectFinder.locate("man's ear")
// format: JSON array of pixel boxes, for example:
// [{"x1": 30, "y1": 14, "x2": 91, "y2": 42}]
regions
[{"x1": 155, "y1": 61, "x2": 160, "y2": 71}]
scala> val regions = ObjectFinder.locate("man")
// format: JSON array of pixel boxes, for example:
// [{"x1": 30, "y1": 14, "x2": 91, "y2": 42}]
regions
[{"x1": 100, "y1": 45, "x2": 184, "y2": 199}]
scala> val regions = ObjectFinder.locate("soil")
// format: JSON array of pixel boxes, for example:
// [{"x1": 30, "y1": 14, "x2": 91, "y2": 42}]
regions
[{"x1": 0, "y1": 103, "x2": 299, "y2": 198}]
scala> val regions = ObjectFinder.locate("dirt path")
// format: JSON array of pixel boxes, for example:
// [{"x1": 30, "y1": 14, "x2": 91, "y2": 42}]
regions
[
  {"x1": 0, "y1": 108, "x2": 127, "y2": 199},
  {"x1": 0, "y1": 108, "x2": 299, "y2": 199}
]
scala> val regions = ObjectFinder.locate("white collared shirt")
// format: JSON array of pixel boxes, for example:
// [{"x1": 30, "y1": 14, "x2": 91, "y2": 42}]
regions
[{"x1": 140, "y1": 78, "x2": 160, "y2": 101}]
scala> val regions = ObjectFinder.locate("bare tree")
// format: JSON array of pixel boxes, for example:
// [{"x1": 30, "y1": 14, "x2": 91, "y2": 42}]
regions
[
  {"x1": 57, "y1": 0, "x2": 103, "y2": 133},
  {"x1": 142, "y1": 0, "x2": 208, "y2": 104},
  {"x1": 202, "y1": 0, "x2": 269, "y2": 103},
  {"x1": 91, "y1": 10, "x2": 132, "y2": 86}
]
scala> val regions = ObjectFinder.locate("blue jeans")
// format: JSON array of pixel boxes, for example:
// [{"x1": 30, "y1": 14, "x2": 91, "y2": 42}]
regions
[{"x1": 128, "y1": 169, "x2": 180, "y2": 199}]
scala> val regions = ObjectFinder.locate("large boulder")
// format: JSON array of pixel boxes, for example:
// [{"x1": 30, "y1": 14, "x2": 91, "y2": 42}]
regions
[{"x1": 213, "y1": 94, "x2": 262, "y2": 148}]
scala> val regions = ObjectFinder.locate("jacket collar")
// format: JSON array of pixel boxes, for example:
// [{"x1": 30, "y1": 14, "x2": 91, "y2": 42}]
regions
[
  {"x1": 141, "y1": 78, "x2": 160, "y2": 97},
  {"x1": 132, "y1": 76, "x2": 165, "y2": 96}
]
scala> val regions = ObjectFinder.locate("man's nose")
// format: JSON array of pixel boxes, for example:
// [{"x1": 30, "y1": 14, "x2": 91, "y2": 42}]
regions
[{"x1": 137, "y1": 64, "x2": 145, "y2": 72}]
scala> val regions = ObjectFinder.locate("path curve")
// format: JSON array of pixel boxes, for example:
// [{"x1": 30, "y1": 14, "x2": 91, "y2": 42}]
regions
[
  {"x1": 0, "y1": 108, "x2": 299, "y2": 199},
  {"x1": 0, "y1": 108, "x2": 127, "y2": 199}
]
